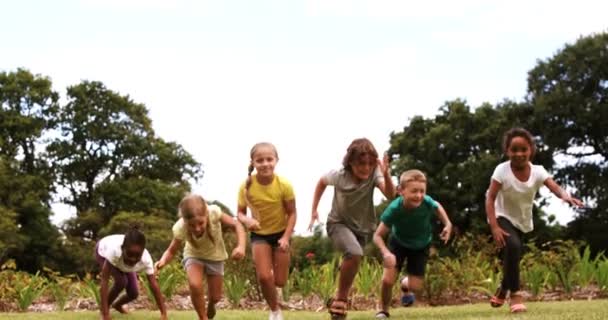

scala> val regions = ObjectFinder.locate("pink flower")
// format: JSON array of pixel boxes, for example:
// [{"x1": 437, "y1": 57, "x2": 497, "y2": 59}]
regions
[{"x1": 305, "y1": 252, "x2": 315, "y2": 260}]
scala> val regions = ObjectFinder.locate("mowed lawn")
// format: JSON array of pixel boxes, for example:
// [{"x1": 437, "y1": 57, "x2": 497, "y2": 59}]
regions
[{"x1": 1, "y1": 300, "x2": 607, "y2": 319}]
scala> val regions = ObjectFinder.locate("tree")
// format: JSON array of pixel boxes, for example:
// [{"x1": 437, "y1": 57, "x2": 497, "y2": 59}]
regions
[
  {"x1": 527, "y1": 32, "x2": 608, "y2": 252},
  {"x1": 47, "y1": 81, "x2": 203, "y2": 241},
  {"x1": 0, "y1": 69, "x2": 63, "y2": 272}
]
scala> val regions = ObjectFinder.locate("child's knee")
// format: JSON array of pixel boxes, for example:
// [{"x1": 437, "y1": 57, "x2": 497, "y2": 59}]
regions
[
  {"x1": 382, "y1": 275, "x2": 396, "y2": 287},
  {"x1": 257, "y1": 272, "x2": 274, "y2": 285},
  {"x1": 126, "y1": 289, "x2": 139, "y2": 300},
  {"x1": 189, "y1": 282, "x2": 205, "y2": 296}
]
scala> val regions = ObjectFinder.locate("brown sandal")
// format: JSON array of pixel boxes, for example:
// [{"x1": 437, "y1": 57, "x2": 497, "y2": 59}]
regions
[{"x1": 327, "y1": 298, "x2": 348, "y2": 319}]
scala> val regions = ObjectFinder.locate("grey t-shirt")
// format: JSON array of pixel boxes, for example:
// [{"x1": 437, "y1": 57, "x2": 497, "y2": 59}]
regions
[{"x1": 324, "y1": 167, "x2": 384, "y2": 235}]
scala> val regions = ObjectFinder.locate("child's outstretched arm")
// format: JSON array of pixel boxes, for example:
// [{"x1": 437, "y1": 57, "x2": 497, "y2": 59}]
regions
[
  {"x1": 544, "y1": 178, "x2": 584, "y2": 207},
  {"x1": 145, "y1": 274, "x2": 168, "y2": 320},
  {"x1": 373, "y1": 222, "x2": 396, "y2": 268},
  {"x1": 279, "y1": 198, "x2": 297, "y2": 251},
  {"x1": 485, "y1": 179, "x2": 509, "y2": 248},
  {"x1": 376, "y1": 153, "x2": 396, "y2": 200},
  {"x1": 99, "y1": 261, "x2": 112, "y2": 320},
  {"x1": 155, "y1": 239, "x2": 182, "y2": 273},
  {"x1": 220, "y1": 213, "x2": 246, "y2": 260},
  {"x1": 308, "y1": 178, "x2": 327, "y2": 232},
  {"x1": 435, "y1": 203, "x2": 453, "y2": 244}
]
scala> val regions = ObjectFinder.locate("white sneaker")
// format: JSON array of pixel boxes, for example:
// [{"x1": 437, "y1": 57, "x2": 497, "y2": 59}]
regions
[{"x1": 269, "y1": 309, "x2": 283, "y2": 320}]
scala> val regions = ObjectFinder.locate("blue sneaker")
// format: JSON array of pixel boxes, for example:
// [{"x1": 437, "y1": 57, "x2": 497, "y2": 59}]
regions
[{"x1": 401, "y1": 293, "x2": 415, "y2": 307}]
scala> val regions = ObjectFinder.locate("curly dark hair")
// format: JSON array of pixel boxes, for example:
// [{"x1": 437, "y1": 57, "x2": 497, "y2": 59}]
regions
[{"x1": 502, "y1": 127, "x2": 536, "y2": 159}]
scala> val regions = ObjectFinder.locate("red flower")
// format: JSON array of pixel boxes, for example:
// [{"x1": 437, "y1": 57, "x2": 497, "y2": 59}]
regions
[{"x1": 305, "y1": 252, "x2": 315, "y2": 260}]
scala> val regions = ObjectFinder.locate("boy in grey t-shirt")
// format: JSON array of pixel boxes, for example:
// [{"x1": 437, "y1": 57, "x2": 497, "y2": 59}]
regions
[{"x1": 309, "y1": 138, "x2": 395, "y2": 320}]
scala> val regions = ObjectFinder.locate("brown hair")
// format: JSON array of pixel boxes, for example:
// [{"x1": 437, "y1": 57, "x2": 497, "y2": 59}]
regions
[
  {"x1": 342, "y1": 138, "x2": 378, "y2": 172},
  {"x1": 178, "y1": 194, "x2": 214, "y2": 247},
  {"x1": 399, "y1": 169, "x2": 427, "y2": 189},
  {"x1": 502, "y1": 128, "x2": 536, "y2": 160}
]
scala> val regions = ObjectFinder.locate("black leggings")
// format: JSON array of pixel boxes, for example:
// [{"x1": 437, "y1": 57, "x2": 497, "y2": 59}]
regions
[{"x1": 498, "y1": 217, "x2": 524, "y2": 292}]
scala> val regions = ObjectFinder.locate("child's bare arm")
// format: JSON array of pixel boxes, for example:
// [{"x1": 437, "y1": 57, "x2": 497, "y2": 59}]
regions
[
  {"x1": 99, "y1": 261, "x2": 111, "y2": 319},
  {"x1": 376, "y1": 153, "x2": 396, "y2": 200},
  {"x1": 155, "y1": 239, "x2": 182, "y2": 272},
  {"x1": 145, "y1": 274, "x2": 167, "y2": 319},
  {"x1": 544, "y1": 178, "x2": 584, "y2": 207},
  {"x1": 237, "y1": 204, "x2": 260, "y2": 231},
  {"x1": 485, "y1": 179, "x2": 509, "y2": 248},
  {"x1": 373, "y1": 223, "x2": 395, "y2": 267},
  {"x1": 220, "y1": 213, "x2": 246, "y2": 259},
  {"x1": 434, "y1": 202, "x2": 452, "y2": 244},
  {"x1": 309, "y1": 178, "x2": 327, "y2": 231},
  {"x1": 279, "y1": 199, "x2": 297, "y2": 251}
]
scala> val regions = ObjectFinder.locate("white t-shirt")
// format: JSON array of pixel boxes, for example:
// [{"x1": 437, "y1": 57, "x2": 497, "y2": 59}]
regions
[
  {"x1": 491, "y1": 161, "x2": 551, "y2": 233},
  {"x1": 97, "y1": 234, "x2": 155, "y2": 275}
]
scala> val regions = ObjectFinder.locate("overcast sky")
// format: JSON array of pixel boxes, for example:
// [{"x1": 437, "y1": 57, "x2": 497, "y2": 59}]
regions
[{"x1": 2, "y1": 0, "x2": 606, "y2": 235}]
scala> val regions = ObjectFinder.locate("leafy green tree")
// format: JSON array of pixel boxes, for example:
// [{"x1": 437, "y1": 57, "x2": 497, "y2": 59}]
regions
[
  {"x1": 0, "y1": 207, "x2": 25, "y2": 263},
  {"x1": 0, "y1": 69, "x2": 63, "y2": 272},
  {"x1": 47, "y1": 81, "x2": 203, "y2": 240},
  {"x1": 527, "y1": 32, "x2": 608, "y2": 252}
]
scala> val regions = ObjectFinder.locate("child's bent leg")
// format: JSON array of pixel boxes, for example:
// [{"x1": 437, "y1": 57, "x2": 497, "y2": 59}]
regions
[
  {"x1": 327, "y1": 223, "x2": 365, "y2": 301},
  {"x1": 111, "y1": 272, "x2": 139, "y2": 313},
  {"x1": 407, "y1": 275, "x2": 424, "y2": 293},
  {"x1": 337, "y1": 255, "x2": 361, "y2": 300},
  {"x1": 107, "y1": 270, "x2": 127, "y2": 307},
  {"x1": 186, "y1": 261, "x2": 208, "y2": 320},
  {"x1": 380, "y1": 267, "x2": 398, "y2": 312},
  {"x1": 272, "y1": 248, "x2": 290, "y2": 288},
  {"x1": 252, "y1": 243, "x2": 279, "y2": 311},
  {"x1": 206, "y1": 274, "x2": 223, "y2": 319},
  {"x1": 498, "y1": 218, "x2": 523, "y2": 294}
]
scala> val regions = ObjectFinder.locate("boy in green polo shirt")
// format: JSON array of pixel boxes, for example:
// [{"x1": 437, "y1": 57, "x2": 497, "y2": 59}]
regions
[{"x1": 373, "y1": 170, "x2": 453, "y2": 319}]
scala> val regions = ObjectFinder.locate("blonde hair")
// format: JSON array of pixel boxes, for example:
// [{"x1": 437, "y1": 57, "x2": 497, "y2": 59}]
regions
[
  {"x1": 178, "y1": 194, "x2": 214, "y2": 247},
  {"x1": 399, "y1": 169, "x2": 427, "y2": 189}
]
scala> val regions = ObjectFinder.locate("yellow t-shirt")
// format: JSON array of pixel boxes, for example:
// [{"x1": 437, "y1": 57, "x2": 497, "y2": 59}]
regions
[
  {"x1": 172, "y1": 204, "x2": 228, "y2": 261},
  {"x1": 238, "y1": 175, "x2": 295, "y2": 235}
]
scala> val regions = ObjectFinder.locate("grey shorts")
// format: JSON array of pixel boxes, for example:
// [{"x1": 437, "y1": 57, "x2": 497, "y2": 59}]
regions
[
  {"x1": 327, "y1": 223, "x2": 370, "y2": 258},
  {"x1": 182, "y1": 257, "x2": 225, "y2": 276}
]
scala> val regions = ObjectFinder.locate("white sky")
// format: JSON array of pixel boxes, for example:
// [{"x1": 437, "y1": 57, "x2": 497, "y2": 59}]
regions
[{"x1": 1, "y1": 0, "x2": 606, "y2": 234}]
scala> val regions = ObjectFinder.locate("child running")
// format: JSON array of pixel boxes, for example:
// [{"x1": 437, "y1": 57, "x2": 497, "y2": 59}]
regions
[
  {"x1": 308, "y1": 138, "x2": 395, "y2": 320},
  {"x1": 486, "y1": 128, "x2": 583, "y2": 313},
  {"x1": 373, "y1": 169, "x2": 452, "y2": 319},
  {"x1": 237, "y1": 142, "x2": 297, "y2": 320},
  {"x1": 155, "y1": 194, "x2": 246, "y2": 320},
  {"x1": 95, "y1": 226, "x2": 167, "y2": 320}
]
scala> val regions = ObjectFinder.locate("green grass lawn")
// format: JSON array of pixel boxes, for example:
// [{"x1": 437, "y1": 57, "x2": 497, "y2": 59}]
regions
[{"x1": 1, "y1": 300, "x2": 607, "y2": 319}]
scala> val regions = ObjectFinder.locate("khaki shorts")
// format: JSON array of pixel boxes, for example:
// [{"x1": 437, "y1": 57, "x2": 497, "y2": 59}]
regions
[
  {"x1": 327, "y1": 223, "x2": 370, "y2": 258},
  {"x1": 182, "y1": 257, "x2": 225, "y2": 276}
]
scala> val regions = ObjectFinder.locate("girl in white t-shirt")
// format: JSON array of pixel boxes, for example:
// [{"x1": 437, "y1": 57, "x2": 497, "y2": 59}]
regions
[
  {"x1": 95, "y1": 227, "x2": 167, "y2": 320},
  {"x1": 155, "y1": 194, "x2": 246, "y2": 320},
  {"x1": 485, "y1": 128, "x2": 583, "y2": 313}
]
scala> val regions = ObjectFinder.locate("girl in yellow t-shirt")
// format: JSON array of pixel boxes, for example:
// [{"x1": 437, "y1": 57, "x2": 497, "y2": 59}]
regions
[
  {"x1": 155, "y1": 194, "x2": 246, "y2": 320},
  {"x1": 237, "y1": 142, "x2": 297, "y2": 320}
]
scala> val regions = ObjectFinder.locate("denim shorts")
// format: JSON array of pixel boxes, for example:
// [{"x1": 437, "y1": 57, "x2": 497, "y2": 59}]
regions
[{"x1": 182, "y1": 257, "x2": 225, "y2": 276}]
